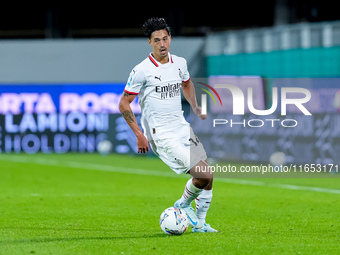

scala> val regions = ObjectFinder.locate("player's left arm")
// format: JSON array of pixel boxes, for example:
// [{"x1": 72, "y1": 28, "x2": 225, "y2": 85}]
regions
[{"x1": 181, "y1": 80, "x2": 206, "y2": 120}]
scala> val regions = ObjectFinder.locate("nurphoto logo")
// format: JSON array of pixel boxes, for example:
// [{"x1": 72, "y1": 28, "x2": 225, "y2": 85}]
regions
[{"x1": 199, "y1": 83, "x2": 312, "y2": 128}]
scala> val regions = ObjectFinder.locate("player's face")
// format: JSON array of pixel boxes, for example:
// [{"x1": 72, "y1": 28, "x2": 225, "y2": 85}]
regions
[{"x1": 148, "y1": 29, "x2": 171, "y2": 61}]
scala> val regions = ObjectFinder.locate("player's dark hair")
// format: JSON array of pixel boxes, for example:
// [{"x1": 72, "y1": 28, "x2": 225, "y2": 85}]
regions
[{"x1": 142, "y1": 17, "x2": 171, "y2": 38}]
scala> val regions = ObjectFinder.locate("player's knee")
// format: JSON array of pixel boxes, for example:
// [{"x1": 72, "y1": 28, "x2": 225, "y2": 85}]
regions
[
  {"x1": 201, "y1": 177, "x2": 213, "y2": 188},
  {"x1": 189, "y1": 160, "x2": 213, "y2": 189},
  {"x1": 193, "y1": 176, "x2": 213, "y2": 189}
]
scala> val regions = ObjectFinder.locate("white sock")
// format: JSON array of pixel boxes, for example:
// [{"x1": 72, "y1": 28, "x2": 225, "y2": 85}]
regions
[
  {"x1": 177, "y1": 178, "x2": 203, "y2": 207},
  {"x1": 195, "y1": 189, "x2": 213, "y2": 224}
]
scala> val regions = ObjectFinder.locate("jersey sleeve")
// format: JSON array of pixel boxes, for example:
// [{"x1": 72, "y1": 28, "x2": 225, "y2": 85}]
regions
[
  {"x1": 180, "y1": 59, "x2": 190, "y2": 83},
  {"x1": 124, "y1": 66, "x2": 145, "y2": 95}
]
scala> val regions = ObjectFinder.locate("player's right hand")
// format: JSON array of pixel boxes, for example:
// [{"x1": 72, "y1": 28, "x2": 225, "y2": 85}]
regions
[{"x1": 136, "y1": 134, "x2": 149, "y2": 153}]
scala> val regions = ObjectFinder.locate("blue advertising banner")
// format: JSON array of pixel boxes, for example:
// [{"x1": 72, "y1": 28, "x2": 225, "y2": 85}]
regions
[
  {"x1": 0, "y1": 83, "x2": 141, "y2": 154},
  {"x1": 0, "y1": 83, "x2": 140, "y2": 114}
]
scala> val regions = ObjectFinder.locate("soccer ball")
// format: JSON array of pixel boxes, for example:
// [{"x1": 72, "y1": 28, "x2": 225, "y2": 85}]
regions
[
  {"x1": 97, "y1": 140, "x2": 113, "y2": 155},
  {"x1": 269, "y1": 151, "x2": 286, "y2": 166},
  {"x1": 159, "y1": 207, "x2": 189, "y2": 235}
]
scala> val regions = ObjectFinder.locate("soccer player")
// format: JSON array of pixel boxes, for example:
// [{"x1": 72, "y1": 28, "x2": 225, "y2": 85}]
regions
[{"x1": 119, "y1": 17, "x2": 218, "y2": 233}]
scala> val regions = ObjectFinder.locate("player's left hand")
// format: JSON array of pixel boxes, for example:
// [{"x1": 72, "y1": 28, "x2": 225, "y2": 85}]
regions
[{"x1": 193, "y1": 106, "x2": 207, "y2": 120}]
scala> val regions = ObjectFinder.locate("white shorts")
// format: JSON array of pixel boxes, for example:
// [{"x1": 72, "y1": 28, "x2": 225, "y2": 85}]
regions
[{"x1": 149, "y1": 122, "x2": 207, "y2": 175}]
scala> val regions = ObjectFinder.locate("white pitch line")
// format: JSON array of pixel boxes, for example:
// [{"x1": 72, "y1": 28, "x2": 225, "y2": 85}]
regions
[{"x1": 0, "y1": 155, "x2": 340, "y2": 195}]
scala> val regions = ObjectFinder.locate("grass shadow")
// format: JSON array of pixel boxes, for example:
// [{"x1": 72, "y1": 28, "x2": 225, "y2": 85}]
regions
[{"x1": 0, "y1": 233, "x2": 168, "y2": 245}]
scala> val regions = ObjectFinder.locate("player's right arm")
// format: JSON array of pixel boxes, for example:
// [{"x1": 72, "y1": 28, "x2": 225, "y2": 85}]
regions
[
  {"x1": 119, "y1": 66, "x2": 149, "y2": 154},
  {"x1": 119, "y1": 92, "x2": 149, "y2": 153}
]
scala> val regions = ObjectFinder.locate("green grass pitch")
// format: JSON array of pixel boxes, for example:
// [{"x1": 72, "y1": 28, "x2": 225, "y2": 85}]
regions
[{"x1": 0, "y1": 153, "x2": 339, "y2": 254}]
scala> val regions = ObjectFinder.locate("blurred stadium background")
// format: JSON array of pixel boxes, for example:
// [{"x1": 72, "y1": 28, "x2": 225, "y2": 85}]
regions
[{"x1": 0, "y1": 2, "x2": 339, "y2": 166}]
